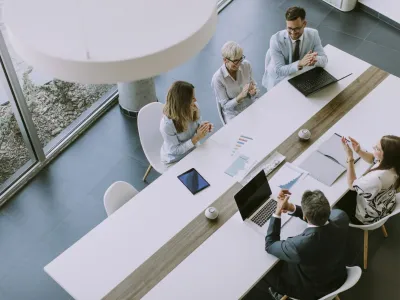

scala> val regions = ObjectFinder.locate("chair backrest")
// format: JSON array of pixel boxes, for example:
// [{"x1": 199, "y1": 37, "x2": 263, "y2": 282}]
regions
[
  {"x1": 138, "y1": 102, "x2": 165, "y2": 172},
  {"x1": 318, "y1": 266, "x2": 362, "y2": 300},
  {"x1": 262, "y1": 49, "x2": 271, "y2": 88},
  {"x1": 215, "y1": 98, "x2": 226, "y2": 125},
  {"x1": 103, "y1": 181, "x2": 138, "y2": 216},
  {"x1": 349, "y1": 192, "x2": 400, "y2": 230}
]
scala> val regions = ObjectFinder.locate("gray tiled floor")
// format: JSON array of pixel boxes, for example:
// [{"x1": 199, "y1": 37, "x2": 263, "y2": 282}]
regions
[{"x1": 2, "y1": 0, "x2": 400, "y2": 299}]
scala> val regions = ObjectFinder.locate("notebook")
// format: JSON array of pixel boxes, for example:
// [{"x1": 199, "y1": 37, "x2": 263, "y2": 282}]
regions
[{"x1": 299, "y1": 133, "x2": 360, "y2": 186}]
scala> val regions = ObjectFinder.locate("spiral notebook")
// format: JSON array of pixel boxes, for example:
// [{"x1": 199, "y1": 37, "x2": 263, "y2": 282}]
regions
[{"x1": 299, "y1": 133, "x2": 360, "y2": 186}]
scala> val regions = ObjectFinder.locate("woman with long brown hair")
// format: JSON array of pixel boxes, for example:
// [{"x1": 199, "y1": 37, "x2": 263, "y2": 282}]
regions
[
  {"x1": 337, "y1": 135, "x2": 400, "y2": 224},
  {"x1": 160, "y1": 81, "x2": 213, "y2": 164}
]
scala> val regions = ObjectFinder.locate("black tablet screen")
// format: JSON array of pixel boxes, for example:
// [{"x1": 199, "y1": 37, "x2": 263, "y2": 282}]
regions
[{"x1": 177, "y1": 168, "x2": 210, "y2": 195}]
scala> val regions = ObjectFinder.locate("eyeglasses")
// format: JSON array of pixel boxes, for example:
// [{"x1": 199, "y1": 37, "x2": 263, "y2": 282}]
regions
[
  {"x1": 287, "y1": 25, "x2": 304, "y2": 33},
  {"x1": 226, "y1": 55, "x2": 245, "y2": 65}
]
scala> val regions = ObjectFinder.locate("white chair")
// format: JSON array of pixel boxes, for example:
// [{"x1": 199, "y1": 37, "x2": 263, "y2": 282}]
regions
[
  {"x1": 281, "y1": 266, "x2": 362, "y2": 300},
  {"x1": 349, "y1": 192, "x2": 400, "y2": 269},
  {"x1": 103, "y1": 181, "x2": 138, "y2": 216},
  {"x1": 261, "y1": 49, "x2": 271, "y2": 89},
  {"x1": 215, "y1": 98, "x2": 226, "y2": 125},
  {"x1": 138, "y1": 102, "x2": 168, "y2": 181}
]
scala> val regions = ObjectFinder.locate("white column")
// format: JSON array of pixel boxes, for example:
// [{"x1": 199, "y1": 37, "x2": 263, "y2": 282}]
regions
[{"x1": 117, "y1": 78, "x2": 157, "y2": 116}]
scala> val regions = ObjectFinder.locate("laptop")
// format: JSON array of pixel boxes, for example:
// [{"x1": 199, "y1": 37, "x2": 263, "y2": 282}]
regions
[
  {"x1": 234, "y1": 170, "x2": 291, "y2": 236},
  {"x1": 288, "y1": 67, "x2": 352, "y2": 96}
]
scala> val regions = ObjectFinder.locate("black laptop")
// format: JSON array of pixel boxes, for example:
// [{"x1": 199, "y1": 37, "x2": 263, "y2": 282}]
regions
[{"x1": 288, "y1": 67, "x2": 352, "y2": 96}]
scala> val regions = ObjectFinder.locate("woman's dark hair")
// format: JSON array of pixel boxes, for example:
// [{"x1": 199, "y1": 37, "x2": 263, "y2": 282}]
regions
[
  {"x1": 370, "y1": 135, "x2": 400, "y2": 189},
  {"x1": 285, "y1": 7, "x2": 306, "y2": 21}
]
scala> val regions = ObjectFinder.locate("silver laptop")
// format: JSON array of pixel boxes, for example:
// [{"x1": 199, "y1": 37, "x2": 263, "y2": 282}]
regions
[{"x1": 234, "y1": 170, "x2": 291, "y2": 235}]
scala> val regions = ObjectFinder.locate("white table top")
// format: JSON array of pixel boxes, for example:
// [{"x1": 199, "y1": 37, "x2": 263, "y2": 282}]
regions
[
  {"x1": 143, "y1": 75, "x2": 400, "y2": 300},
  {"x1": 3, "y1": 0, "x2": 217, "y2": 83},
  {"x1": 44, "y1": 45, "x2": 370, "y2": 300}
]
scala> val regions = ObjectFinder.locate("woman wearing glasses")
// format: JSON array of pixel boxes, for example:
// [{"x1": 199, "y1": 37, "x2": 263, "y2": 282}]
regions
[
  {"x1": 336, "y1": 135, "x2": 400, "y2": 225},
  {"x1": 211, "y1": 41, "x2": 259, "y2": 123},
  {"x1": 160, "y1": 81, "x2": 213, "y2": 165}
]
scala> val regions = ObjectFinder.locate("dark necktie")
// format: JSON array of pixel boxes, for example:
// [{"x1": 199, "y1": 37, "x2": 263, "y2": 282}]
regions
[{"x1": 293, "y1": 40, "x2": 300, "y2": 62}]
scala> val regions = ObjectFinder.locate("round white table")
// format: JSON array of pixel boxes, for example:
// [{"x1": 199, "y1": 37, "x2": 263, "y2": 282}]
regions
[{"x1": 4, "y1": 0, "x2": 218, "y2": 113}]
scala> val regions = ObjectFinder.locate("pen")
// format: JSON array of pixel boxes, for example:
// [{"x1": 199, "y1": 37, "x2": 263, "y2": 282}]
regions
[{"x1": 334, "y1": 133, "x2": 350, "y2": 143}]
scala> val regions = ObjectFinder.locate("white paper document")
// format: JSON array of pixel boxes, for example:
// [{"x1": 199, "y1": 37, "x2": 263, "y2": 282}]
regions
[
  {"x1": 225, "y1": 154, "x2": 258, "y2": 182},
  {"x1": 269, "y1": 162, "x2": 309, "y2": 191}
]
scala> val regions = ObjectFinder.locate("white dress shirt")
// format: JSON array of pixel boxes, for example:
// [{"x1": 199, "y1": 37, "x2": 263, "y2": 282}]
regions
[{"x1": 290, "y1": 34, "x2": 304, "y2": 57}]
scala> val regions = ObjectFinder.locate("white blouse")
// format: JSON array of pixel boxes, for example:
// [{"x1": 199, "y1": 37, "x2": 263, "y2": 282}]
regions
[
  {"x1": 211, "y1": 60, "x2": 259, "y2": 123},
  {"x1": 159, "y1": 115, "x2": 201, "y2": 164},
  {"x1": 353, "y1": 164, "x2": 398, "y2": 224}
]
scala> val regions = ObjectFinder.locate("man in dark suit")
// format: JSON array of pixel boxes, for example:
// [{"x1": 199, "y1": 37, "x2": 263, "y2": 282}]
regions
[{"x1": 265, "y1": 189, "x2": 349, "y2": 300}]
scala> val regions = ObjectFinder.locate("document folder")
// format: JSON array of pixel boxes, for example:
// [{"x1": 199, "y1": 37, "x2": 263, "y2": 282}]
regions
[{"x1": 299, "y1": 134, "x2": 360, "y2": 186}]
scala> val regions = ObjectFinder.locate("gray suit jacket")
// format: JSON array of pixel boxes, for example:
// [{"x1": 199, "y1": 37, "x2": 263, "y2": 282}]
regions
[{"x1": 262, "y1": 28, "x2": 328, "y2": 91}]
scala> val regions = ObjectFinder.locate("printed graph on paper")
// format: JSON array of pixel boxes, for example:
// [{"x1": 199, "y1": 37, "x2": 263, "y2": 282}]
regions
[
  {"x1": 269, "y1": 163, "x2": 309, "y2": 191},
  {"x1": 231, "y1": 135, "x2": 254, "y2": 157}
]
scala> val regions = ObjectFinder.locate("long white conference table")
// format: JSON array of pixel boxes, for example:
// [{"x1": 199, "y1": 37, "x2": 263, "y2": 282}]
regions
[
  {"x1": 45, "y1": 45, "x2": 385, "y2": 299},
  {"x1": 144, "y1": 72, "x2": 400, "y2": 300}
]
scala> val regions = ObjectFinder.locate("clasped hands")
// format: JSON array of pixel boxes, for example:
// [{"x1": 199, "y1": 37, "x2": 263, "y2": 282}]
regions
[
  {"x1": 298, "y1": 50, "x2": 318, "y2": 68},
  {"x1": 275, "y1": 189, "x2": 296, "y2": 217},
  {"x1": 238, "y1": 81, "x2": 257, "y2": 102}
]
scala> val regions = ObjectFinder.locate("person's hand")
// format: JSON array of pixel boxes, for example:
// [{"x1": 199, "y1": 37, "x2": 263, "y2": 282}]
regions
[
  {"x1": 275, "y1": 189, "x2": 292, "y2": 216},
  {"x1": 248, "y1": 82, "x2": 257, "y2": 96},
  {"x1": 348, "y1": 136, "x2": 361, "y2": 154},
  {"x1": 299, "y1": 51, "x2": 318, "y2": 68},
  {"x1": 308, "y1": 55, "x2": 318, "y2": 66},
  {"x1": 193, "y1": 123, "x2": 209, "y2": 144},
  {"x1": 341, "y1": 136, "x2": 353, "y2": 159},
  {"x1": 202, "y1": 121, "x2": 214, "y2": 133},
  {"x1": 237, "y1": 83, "x2": 250, "y2": 102}
]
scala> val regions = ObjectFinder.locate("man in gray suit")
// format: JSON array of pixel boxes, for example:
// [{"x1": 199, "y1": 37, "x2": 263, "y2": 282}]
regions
[{"x1": 262, "y1": 7, "x2": 328, "y2": 91}]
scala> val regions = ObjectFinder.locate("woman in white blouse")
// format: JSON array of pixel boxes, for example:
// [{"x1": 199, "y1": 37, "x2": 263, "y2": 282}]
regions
[
  {"x1": 337, "y1": 135, "x2": 400, "y2": 224},
  {"x1": 160, "y1": 81, "x2": 213, "y2": 165},
  {"x1": 211, "y1": 41, "x2": 260, "y2": 123}
]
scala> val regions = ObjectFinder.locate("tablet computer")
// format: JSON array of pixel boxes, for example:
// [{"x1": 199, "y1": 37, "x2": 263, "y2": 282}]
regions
[{"x1": 177, "y1": 168, "x2": 210, "y2": 195}]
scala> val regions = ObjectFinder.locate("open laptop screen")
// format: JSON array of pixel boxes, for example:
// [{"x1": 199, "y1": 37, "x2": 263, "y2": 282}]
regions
[{"x1": 234, "y1": 170, "x2": 272, "y2": 220}]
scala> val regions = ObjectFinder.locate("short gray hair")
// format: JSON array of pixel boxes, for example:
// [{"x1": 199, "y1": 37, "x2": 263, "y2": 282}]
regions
[
  {"x1": 301, "y1": 190, "x2": 330, "y2": 226},
  {"x1": 221, "y1": 41, "x2": 243, "y2": 60}
]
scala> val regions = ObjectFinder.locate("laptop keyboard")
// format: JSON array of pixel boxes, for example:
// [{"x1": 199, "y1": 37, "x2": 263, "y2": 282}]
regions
[
  {"x1": 297, "y1": 71, "x2": 335, "y2": 92},
  {"x1": 250, "y1": 200, "x2": 277, "y2": 227}
]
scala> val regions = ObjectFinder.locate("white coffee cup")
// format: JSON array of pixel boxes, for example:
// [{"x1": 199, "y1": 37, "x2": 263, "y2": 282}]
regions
[
  {"x1": 205, "y1": 207, "x2": 219, "y2": 220},
  {"x1": 298, "y1": 129, "x2": 311, "y2": 141}
]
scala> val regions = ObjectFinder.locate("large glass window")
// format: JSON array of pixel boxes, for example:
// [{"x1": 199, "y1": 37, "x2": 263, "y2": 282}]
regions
[
  {"x1": 0, "y1": 4, "x2": 117, "y2": 200},
  {"x1": 0, "y1": 18, "x2": 116, "y2": 154},
  {"x1": 0, "y1": 59, "x2": 37, "y2": 194},
  {"x1": 20, "y1": 73, "x2": 115, "y2": 153}
]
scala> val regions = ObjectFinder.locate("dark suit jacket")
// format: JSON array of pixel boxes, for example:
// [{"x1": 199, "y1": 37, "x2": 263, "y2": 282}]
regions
[{"x1": 265, "y1": 206, "x2": 349, "y2": 299}]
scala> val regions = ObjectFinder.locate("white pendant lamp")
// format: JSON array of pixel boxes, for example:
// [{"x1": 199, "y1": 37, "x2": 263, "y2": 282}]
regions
[{"x1": 3, "y1": 0, "x2": 218, "y2": 84}]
